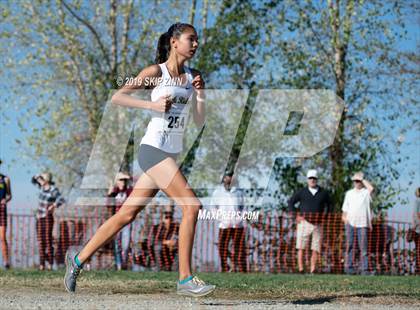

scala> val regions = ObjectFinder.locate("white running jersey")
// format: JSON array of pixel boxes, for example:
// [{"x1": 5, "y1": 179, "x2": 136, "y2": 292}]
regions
[{"x1": 140, "y1": 62, "x2": 194, "y2": 153}]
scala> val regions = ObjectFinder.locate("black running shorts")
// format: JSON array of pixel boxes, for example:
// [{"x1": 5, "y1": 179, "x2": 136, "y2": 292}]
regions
[{"x1": 137, "y1": 144, "x2": 179, "y2": 172}]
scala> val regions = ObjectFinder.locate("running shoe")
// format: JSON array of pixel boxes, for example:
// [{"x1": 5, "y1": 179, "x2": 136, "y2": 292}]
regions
[
  {"x1": 176, "y1": 275, "x2": 216, "y2": 297},
  {"x1": 64, "y1": 252, "x2": 82, "y2": 293}
]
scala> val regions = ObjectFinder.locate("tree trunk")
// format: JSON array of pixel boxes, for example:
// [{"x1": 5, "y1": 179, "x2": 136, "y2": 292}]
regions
[
  {"x1": 328, "y1": 0, "x2": 348, "y2": 209},
  {"x1": 189, "y1": 0, "x2": 197, "y2": 25}
]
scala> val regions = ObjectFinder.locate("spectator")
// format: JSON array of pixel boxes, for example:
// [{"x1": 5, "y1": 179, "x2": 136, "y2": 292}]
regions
[
  {"x1": 107, "y1": 172, "x2": 133, "y2": 270},
  {"x1": 33, "y1": 172, "x2": 65, "y2": 271},
  {"x1": 248, "y1": 213, "x2": 265, "y2": 272},
  {"x1": 288, "y1": 169, "x2": 332, "y2": 274},
  {"x1": 342, "y1": 171, "x2": 374, "y2": 275},
  {"x1": 132, "y1": 207, "x2": 156, "y2": 271},
  {"x1": 153, "y1": 203, "x2": 179, "y2": 271},
  {"x1": 0, "y1": 159, "x2": 12, "y2": 269},
  {"x1": 369, "y1": 213, "x2": 395, "y2": 274},
  {"x1": 412, "y1": 187, "x2": 420, "y2": 275},
  {"x1": 210, "y1": 172, "x2": 247, "y2": 273}
]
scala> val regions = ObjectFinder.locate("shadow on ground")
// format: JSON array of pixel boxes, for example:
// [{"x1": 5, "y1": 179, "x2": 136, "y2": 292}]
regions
[{"x1": 291, "y1": 293, "x2": 416, "y2": 305}]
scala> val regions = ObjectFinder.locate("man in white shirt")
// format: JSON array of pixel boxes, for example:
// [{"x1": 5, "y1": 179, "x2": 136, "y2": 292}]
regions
[
  {"x1": 342, "y1": 171, "x2": 374, "y2": 275},
  {"x1": 210, "y1": 172, "x2": 246, "y2": 272}
]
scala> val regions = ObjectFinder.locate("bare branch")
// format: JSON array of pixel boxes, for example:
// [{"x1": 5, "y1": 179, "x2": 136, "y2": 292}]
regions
[
  {"x1": 60, "y1": 0, "x2": 111, "y2": 70},
  {"x1": 342, "y1": 0, "x2": 355, "y2": 51},
  {"x1": 201, "y1": 0, "x2": 209, "y2": 45},
  {"x1": 121, "y1": 0, "x2": 134, "y2": 72},
  {"x1": 294, "y1": 2, "x2": 332, "y2": 61},
  {"x1": 189, "y1": 0, "x2": 197, "y2": 25},
  {"x1": 109, "y1": 0, "x2": 118, "y2": 73}
]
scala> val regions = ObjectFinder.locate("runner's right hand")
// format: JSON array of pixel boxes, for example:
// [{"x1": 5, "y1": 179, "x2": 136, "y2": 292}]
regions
[{"x1": 151, "y1": 95, "x2": 172, "y2": 113}]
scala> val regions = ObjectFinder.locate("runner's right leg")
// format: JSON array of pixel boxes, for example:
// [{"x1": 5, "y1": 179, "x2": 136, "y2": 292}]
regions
[
  {"x1": 77, "y1": 173, "x2": 159, "y2": 263},
  {"x1": 64, "y1": 172, "x2": 159, "y2": 292}
]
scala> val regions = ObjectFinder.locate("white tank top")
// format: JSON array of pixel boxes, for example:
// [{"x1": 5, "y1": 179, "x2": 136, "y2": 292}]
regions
[{"x1": 140, "y1": 62, "x2": 194, "y2": 153}]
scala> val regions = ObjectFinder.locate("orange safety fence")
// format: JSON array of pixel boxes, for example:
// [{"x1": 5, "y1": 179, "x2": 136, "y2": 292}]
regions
[{"x1": 0, "y1": 208, "x2": 418, "y2": 275}]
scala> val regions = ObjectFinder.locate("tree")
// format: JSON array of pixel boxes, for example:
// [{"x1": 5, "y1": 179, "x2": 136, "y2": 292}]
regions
[
  {"x1": 0, "y1": 0, "x2": 210, "y2": 193},
  {"x1": 258, "y1": 0, "x2": 418, "y2": 210},
  {"x1": 1, "y1": 0, "x2": 416, "y2": 213},
  {"x1": 192, "y1": 0, "x2": 272, "y2": 185}
]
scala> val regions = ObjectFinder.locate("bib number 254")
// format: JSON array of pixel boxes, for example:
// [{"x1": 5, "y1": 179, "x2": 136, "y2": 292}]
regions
[{"x1": 168, "y1": 116, "x2": 185, "y2": 129}]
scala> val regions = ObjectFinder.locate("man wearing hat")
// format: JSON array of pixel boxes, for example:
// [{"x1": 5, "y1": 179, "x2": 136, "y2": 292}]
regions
[
  {"x1": 34, "y1": 172, "x2": 65, "y2": 270},
  {"x1": 107, "y1": 172, "x2": 133, "y2": 270},
  {"x1": 342, "y1": 171, "x2": 374, "y2": 275},
  {"x1": 0, "y1": 159, "x2": 12, "y2": 269},
  {"x1": 288, "y1": 169, "x2": 332, "y2": 274}
]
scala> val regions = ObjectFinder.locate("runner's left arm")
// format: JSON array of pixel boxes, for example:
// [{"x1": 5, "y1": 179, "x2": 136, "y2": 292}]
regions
[{"x1": 191, "y1": 68, "x2": 206, "y2": 127}]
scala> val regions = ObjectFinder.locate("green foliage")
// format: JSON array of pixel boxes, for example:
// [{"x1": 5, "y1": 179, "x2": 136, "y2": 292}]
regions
[
  {"x1": 1, "y1": 0, "x2": 417, "y2": 212},
  {"x1": 197, "y1": 0, "x2": 417, "y2": 211},
  {"x1": 0, "y1": 0, "x2": 198, "y2": 191}
]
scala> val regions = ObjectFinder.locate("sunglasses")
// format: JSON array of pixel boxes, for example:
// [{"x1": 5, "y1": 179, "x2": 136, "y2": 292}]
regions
[
  {"x1": 353, "y1": 180, "x2": 362, "y2": 183},
  {"x1": 308, "y1": 177, "x2": 318, "y2": 180}
]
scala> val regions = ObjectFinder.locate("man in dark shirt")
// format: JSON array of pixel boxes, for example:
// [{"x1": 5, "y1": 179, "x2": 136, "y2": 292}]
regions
[{"x1": 288, "y1": 169, "x2": 332, "y2": 274}]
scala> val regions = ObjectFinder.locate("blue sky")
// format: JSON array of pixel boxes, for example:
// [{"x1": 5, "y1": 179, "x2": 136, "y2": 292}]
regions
[{"x1": 0, "y1": 1, "x2": 418, "y2": 220}]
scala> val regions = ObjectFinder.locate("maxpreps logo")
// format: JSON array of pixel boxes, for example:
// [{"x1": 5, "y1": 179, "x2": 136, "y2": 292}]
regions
[{"x1": 198, "y1": 209, "x2": 260, "y2": 222}]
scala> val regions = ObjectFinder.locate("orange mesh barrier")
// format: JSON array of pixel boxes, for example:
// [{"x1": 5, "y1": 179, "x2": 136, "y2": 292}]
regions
[{"x1": 1, "y1": 209, "x2": 418, "y2": 275}]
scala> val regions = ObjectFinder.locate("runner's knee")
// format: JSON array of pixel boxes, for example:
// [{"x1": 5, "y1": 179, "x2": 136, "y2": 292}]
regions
[
  {"x1": 181, "y1": 201, "x2": 201, "y2": 220},
  {"x1": 117, "y1": 208, "x2": 138, "y2": 225}
]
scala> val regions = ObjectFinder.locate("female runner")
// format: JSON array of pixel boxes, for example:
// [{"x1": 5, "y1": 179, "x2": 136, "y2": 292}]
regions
[{"x1": 64, "y1": 22, "x2": 215, "y2": 297}]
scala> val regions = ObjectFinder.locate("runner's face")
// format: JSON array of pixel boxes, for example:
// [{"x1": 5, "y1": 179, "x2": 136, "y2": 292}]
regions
[{"x1": 173, "y1": 28, "x2": 199, "y2": 59}]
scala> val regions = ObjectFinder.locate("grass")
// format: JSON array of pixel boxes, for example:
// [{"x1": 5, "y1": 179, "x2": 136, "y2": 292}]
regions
[{"x1": 0, "y1": 269, "x2": 419, "y2": 303}]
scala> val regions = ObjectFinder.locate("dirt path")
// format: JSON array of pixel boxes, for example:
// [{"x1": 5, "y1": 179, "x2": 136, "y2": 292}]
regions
[{"x1": 0, "y1": 288, "x2": 418, "y2": 310}]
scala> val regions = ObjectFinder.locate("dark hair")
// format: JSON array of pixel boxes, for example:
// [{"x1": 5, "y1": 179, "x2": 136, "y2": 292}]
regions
[{"x1": 155, "y1": 22, "x2": 195, "y2": 64}]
